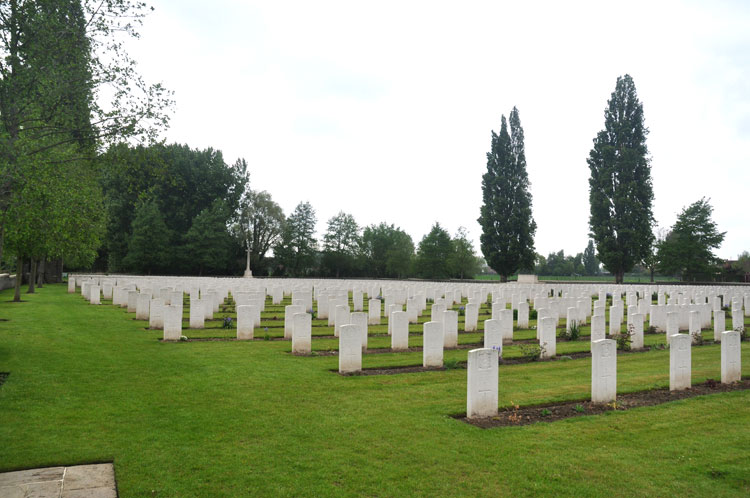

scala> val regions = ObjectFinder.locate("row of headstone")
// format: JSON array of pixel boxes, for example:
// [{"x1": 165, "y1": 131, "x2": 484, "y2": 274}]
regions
[{"x1": 466, "y1": 330, "x2": 743, "y2": 418}]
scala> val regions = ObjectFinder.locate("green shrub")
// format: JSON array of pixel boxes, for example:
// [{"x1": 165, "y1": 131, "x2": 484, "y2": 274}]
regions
[
  {"x1": 561, "y1": 321, "x2": 580, "y2": 341},
  {"x1": 519, "y1": 343, "x2": 542, "y2": 361},
  {"x1": 613, "y1": 325, "x2": 633, "y2": 351}
]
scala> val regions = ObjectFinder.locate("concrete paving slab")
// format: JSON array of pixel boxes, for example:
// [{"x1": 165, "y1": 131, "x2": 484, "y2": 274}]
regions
[
  {"x1": 0, "y1": 463, "x2": 117, "y2": 498},
  {"x1": 63, "y1": 464, "x2": 115, "y2": 491},
  {"x1": 0, "y1": 467, "x2": 65, "y2": 487}
]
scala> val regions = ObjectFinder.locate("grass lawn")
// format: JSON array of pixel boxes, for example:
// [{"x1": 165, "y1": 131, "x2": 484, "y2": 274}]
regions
[{"x1": 1, "y1": 284, "x2": 749, "y2": 496}]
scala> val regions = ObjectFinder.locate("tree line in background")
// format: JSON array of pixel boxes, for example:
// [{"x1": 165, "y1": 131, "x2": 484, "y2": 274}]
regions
[{"x1": 85, "y1": 142, "x2": 484, "y2": 279}]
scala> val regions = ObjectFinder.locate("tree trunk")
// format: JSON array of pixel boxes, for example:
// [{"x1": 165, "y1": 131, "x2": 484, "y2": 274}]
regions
[
  {"x1": 13, "y1": 257, "x2": 22, "y2": 302},
  {"x1": 500, "y1": 274, "x2": 508, "y2": 283},
  {"x1": 650, "y1": 267, "x2": 654, "y2": 283},
  {"x1": 27, "y1": 259, "x2": 36, "y2": 293},
  {"x1": 37, "y1": 258, "x2": 45, "y2": 288},
  {"x1": 615, "y1": 270, "x2": 624, "y2": 284},
  {"x1": 0, "y1": 224, "x2": 4, "y2": 270}
]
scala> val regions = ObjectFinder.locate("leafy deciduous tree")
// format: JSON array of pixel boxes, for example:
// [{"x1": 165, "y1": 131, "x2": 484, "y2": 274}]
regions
[
  {"x1": 0, "y1": 0, "x2": 172, "y2": 282},
  {"x1": 322, "y1": 211, "x2": 360, "y2": 278},
  {"x1": 415, "y1": 223, "x2": 453, "y2": 279},
  {"x1": 360, "y1": 223, "x2": 414, "y2": 278},
  {"x1": 184, "y1": 200, "x2": 234, "y2": 276},
  {"x1": 656, "y1": 198, "x2": 725, "y2": 281},
  {"x1": 274, "y1": 201, "x2": 318, "y2": 277},
  {"x1": 449, "y1": 227, "x2": 480, "y2": 279},
  {"x1": 236, "y1": 189, "x2": 284, "y2": 275},
  {"x1": 122, "y1": 198, "x2": 170, "y2": 275}
]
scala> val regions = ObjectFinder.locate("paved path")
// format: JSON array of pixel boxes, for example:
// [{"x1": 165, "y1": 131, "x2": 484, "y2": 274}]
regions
[{"x1": 0, "y1": 463, "x2": 116, "y2": 497}]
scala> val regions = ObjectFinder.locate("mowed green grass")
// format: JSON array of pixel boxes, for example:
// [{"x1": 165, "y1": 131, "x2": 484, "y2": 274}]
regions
[{"x1": 1, "y1": 285, "x2": 750, "y2": 497}]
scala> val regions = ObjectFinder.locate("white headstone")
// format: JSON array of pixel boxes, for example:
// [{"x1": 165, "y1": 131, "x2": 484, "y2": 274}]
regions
[
  {"x1": 721, "y1": 330, "x2": 741, "y2": 384},
  {"x1": 285, "y1": 304, "x2": 305, "y2": 340},
  {"x1": 127, "y1": 290, "x2": 138, "y2": 313},
  {"x1": 442, "y1": 310, "x2": 458, "y2": 348},
  {"x1": 630, "y1": 313, "x2": 644, "y2": 349},
  {"x1": 350, "y1": 312, "x2": 368, "y2": 351},
  {"x1": 689, "y1": 310, "x2": 702, "y2": 344},
  {"x1": 466, "y1": 348, "x2": 499, "y2": 418},
  {"x1": 163, "y1": 305, "x2": 182, "y2": 341},
  {"x1": 368, "y1": 299, "x2": 381, "y2": 325},
  {"x1": 714, "y1": 309, "x2": 725, "y2": 342},
  {"x1": 89, "y1": 285, "x2": 101, "y2": 305},
  {"x1": 539, "y1": 316, "x2": 556, "y2": 359},
  {"x1": 149, "y1": 299, "x2": 164, "y2": 330},
  {"x1": 391, "y1": 311, "x2": 409, "y2": 351},
  {"x1": 423, "y1": 321, "x2": 444, "y2": 368},
  {"x1": 669, "y1": 333, "x2": 691, "y2": 391},
  {"x1": 666, "y1": 311, "x2": 679, "y2": 344},
  {"x1": 483, "y1": 319, "x2": 502, "y2": 355},
  {"x1": 189, "y1": 298, "x2": 205, "y2": 329},
  {"x1": 499, "y1": 309, "x2": 513, "y2": 342},
  {"x1": 334, "y1": 304, "x2": 351, "y2": 338},
  {"x1": 237, "y1": 305, "x2": 256, "y2": 340},
  {"x1": 591, "y1": 314, "x2": 606, "y2": 342},
  {"x1": 339, "y1": 324, "x2": 362, "y2": 374},
  {"x1": 292, "y1": 312, "x2": 312, "y2": 354},
  {"x1": 517, "y1": 301, "x2": 529, "y2": 329},
  {"x1": 591, "y1": 339, "x2": 617, "y2": 403}
]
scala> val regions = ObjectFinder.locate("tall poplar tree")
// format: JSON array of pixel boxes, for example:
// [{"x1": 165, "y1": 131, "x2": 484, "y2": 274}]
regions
[
  {"x1": 478, "y1": 107, "x2": 536, "y2": 282},
  {"x1": 587, "y1": 75, "x2": 654, "y2": 284}
]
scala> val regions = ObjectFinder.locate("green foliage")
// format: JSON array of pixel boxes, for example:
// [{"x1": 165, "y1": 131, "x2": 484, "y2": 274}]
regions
[
  {"x1": 183, "y1": 200, "x2": 234, "y2": 276},
  {"x1": 321, "y1": 211, "x2": 360, "y2": 278},
  {"x1": 478, "y1": 107, "x2": 536, "y2": 281},
  {"x1": 0, "y1": 0, "x2": 171, "y2": 284},
  {"x1": 100, "y1": 144, "x2": 247, "y2": 273},
  {"x1": 274, "y1": 201, "x2": 318, "y2": 277},
  {"x1": 733, "y1": 251, "x2": 750, "y2": 274},
  {"x1": 519, "y1": 343, "x2": 542, "y2": 361},
  {"x1": 588, "y1": 75, "x2": 654, "y2": 284},
  {"x1": 443, "y1": 358, "x2": 461, "y2": 370},
  {"x1": 536, "y1": 250, "x2": 584, "y2": 277},
  {"x1": 613, "y1": 325, "x2": 633, "y2": 351},
  {"x1": 449, "y1": 227, "x2": 481, "y2": 279},
  {"x1": 583, "y1": 240, "x2": 599, "y2": 276},
  {"x1": 122, "y1": 197, "x2": 170, "y2": 274},
  {"x1": 359, "y1": 223, "x2": 414, "y2": 278},
  {"x1": 562, "y1": 321, "x2": 580, "y2": 341},
  {"x1": 656, "y1": 198, "x2": 725, "y2": 280},
  {"x1": 415, "y1": 223, "x2": 453, "y2": 279},
  {"x1": 236, "y1": 189, "x2": 284, "y2": 274}
]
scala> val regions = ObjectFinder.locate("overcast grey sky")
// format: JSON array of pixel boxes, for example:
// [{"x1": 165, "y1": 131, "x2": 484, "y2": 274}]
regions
[{"x1": 125, "y1": 0, "x2": 750, "y2": 261}]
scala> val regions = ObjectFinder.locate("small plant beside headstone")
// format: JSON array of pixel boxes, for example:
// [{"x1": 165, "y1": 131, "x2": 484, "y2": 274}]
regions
[
  {"x1": 561, "y1": 321, "x2": 580, "y2": 341},
  {"x1": 519, "y1": 343, "x2": 544, "y2": 361},
  {"x1": 735, "y1": 326, "x2": 747, "y2": 341},
  {"x1": 612, "y1": 324, "x2": 633, "y2": 351},
  {"x1": 692, "y1": 330, "x2": 705, "y2": 346}
]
